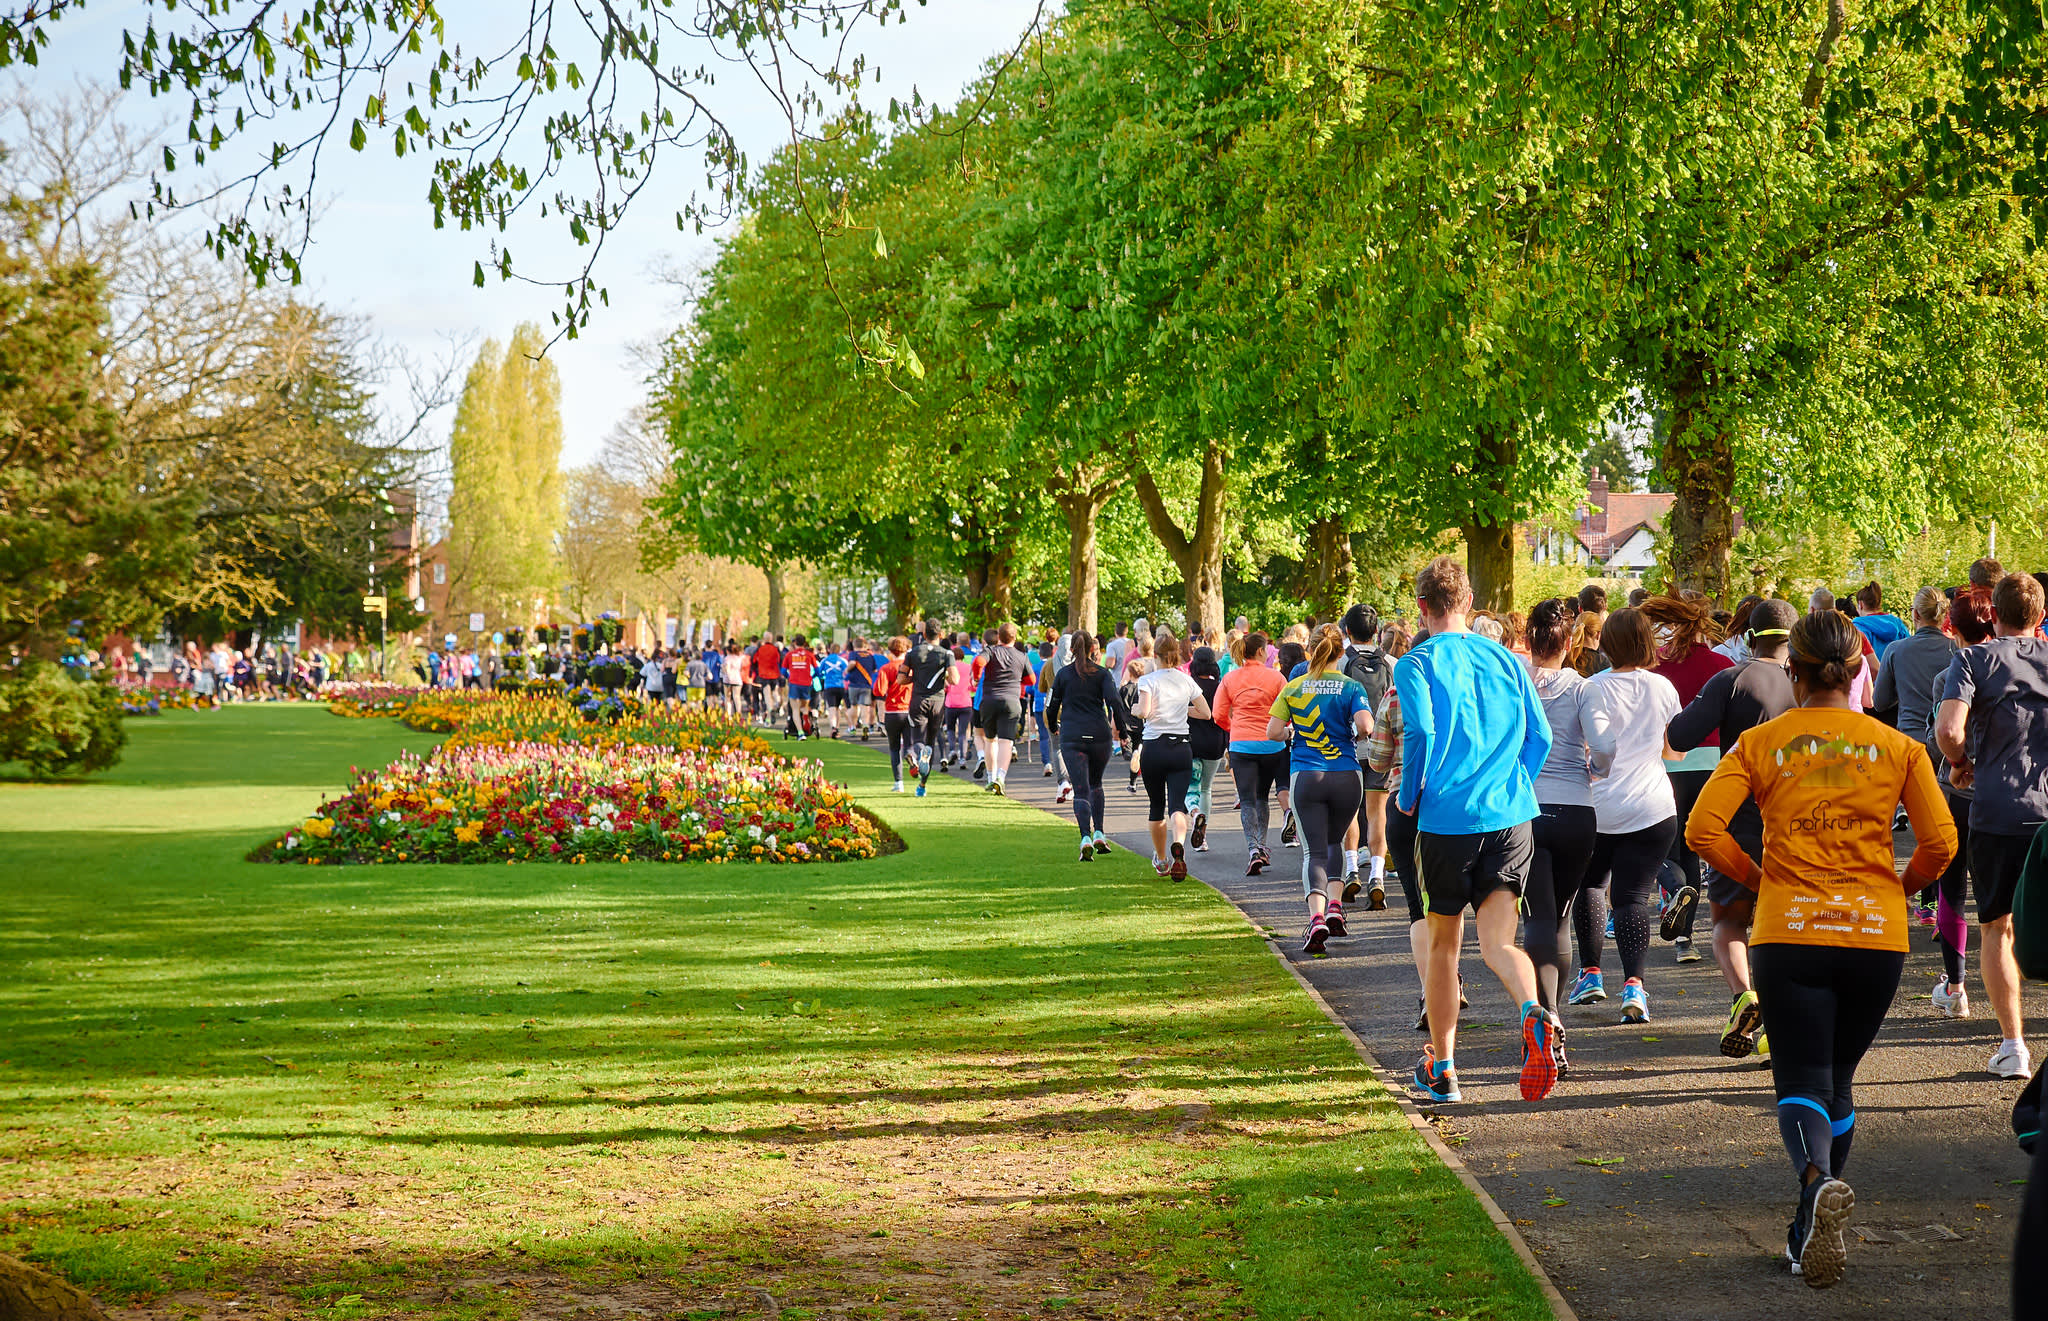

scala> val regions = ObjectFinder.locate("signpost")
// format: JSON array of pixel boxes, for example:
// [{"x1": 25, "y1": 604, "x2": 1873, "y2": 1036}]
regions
[
  {"x1": 469, "y1": 612, "x2": 486, "y2": 633},
  {"x1": 362, "y1": 594, "x2": 387, "y2": 677}
]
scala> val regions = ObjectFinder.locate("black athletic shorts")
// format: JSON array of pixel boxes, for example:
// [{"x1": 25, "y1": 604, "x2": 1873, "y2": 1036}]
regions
[
  {"x1": 1361, "y1": 766, "x2": 1389, "y2": 794},
  {"x1": 1415, "y1": 821, "x2": 1534, "y2": 917},
  {"x1": 1972, "y1": 828, "x2": 2033, "y2": 924},
  {"x1": 822, "y1": 686, "x2": 849, "y2": 708},
  {"x1": 979, "y1": 695, "x2": 1025, "y2": 740}
]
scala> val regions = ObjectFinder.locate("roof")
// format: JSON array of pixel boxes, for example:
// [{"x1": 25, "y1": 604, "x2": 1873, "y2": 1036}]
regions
[{"x1": 1577, "y1": 492, "x2": 1675, "y2": 561}]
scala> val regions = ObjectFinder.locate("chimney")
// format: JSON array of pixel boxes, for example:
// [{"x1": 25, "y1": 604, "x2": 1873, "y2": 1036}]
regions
[{"x1": 1587, "y1": 466, "x2": 1609, "y2": 536}]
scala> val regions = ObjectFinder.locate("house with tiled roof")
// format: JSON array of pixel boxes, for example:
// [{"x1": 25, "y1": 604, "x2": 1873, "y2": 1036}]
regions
[{"x1": 1527, "y1": 468, "x2": 1679, "y2": 575}]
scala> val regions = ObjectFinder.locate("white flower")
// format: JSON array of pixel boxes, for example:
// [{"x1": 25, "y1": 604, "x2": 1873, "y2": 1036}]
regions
[
  {"x1": 599, "y1": 821, "x2": 615, "y2": 833},
  {"x1": 765, "y1": 835, "x2": 777, "y2": 851},
  {"x1": 747, "y1": 824, "x2": 763, "y2": 839}
]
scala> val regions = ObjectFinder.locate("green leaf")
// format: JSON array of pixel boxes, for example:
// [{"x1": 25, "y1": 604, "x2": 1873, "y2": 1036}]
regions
[{"x1": 873, "y1": 228, "x2": 888, "y2": 259}]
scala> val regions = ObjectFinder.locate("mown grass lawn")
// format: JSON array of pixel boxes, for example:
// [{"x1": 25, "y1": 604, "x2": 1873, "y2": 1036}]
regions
[{"x1": 1, "y1": 703, "x2": 1551, "y2": 1320}]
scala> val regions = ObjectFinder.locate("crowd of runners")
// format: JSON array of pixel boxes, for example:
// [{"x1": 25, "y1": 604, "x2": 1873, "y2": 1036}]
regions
[{"x1": 790, "y1": 554, "x2": 2048, "y2": 1304}]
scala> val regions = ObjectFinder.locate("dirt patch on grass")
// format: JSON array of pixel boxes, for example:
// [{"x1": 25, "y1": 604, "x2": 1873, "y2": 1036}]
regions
[{"x1": 110, "y1": 1213, "x2": 1232, "y2": 1321}]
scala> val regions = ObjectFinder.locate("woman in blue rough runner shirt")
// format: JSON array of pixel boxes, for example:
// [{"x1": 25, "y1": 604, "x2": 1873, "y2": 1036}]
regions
[{"x1": 1266, "y1": 625, "x2": 1374, "y2": 954}]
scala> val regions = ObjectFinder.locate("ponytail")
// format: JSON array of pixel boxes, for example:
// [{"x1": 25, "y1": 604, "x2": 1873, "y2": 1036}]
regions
[{"x1": 1305, "y1": 624, "x2": 1346, "y2": 678}]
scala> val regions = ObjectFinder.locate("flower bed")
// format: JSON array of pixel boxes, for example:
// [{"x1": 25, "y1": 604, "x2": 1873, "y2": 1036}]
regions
[
  {"x1": 438, "y1": 697, "x2": 773, "y2": 757},
  {"x1": 120, "y1": 688, "x2": 216, "y2": 716},
  {"x1": 328, "y1": 683, "x2": 427, "y2": 718},
  {"x1": 260, "y1": 741, "x2": 887, "y2": 865}
]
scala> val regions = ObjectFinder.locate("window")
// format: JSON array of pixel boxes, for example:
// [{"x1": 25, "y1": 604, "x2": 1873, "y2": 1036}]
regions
[{"x1": 433, "y1": 562, "x2": 446, "y2": 585}]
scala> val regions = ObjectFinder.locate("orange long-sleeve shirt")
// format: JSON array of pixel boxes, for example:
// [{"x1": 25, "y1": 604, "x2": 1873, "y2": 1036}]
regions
[{"x1": 1685, "y1": 706, "x2": 1956, "y2": 952}]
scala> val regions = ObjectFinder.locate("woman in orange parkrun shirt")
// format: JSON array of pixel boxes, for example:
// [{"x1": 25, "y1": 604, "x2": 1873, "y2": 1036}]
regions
[{"x1": 1686, "y1": 611, "x2": 1956, "y2": 1291}]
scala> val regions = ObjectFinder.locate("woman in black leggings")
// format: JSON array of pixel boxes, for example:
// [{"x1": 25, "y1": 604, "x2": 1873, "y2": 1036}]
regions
[
  {"x1": 1132, "y1": 635, "x2": 1209, "y2": 878},
  {"x1": 1045, "y1": 632, "x2": 1130, "y2": 862},
  {"x1": 1522, "y1": 600, "x2": 1599, "y2": 1024},
  {"x1": 1265, "y1": 626, "x2": 1373, "y2": 954},
  {"x1": 1686, "y1": 610, "x2": 1955, "y2": 1288},
  {"x1": 1580, "y1": 607, "x2": 1682, "y2": 1024}
]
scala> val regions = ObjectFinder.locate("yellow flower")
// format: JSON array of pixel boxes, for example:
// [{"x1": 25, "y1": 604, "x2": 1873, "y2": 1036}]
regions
[
  {"x1": 453, "y1": 822, "x2": 484, "y2": 845},
  {"x1": 302, "y1": 817, "x2": 334, "y2": 839}
]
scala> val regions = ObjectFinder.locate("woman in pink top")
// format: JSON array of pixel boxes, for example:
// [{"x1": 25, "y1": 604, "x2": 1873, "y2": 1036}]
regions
[
  {"x1": 943, "y1": 647, "x2": 975, "y2": 767},
  {"x1": 1211, "y1": 632, "x2": 1292, "y2": 873}
]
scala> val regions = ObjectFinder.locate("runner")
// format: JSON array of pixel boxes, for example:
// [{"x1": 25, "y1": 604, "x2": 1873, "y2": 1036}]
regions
[
  {"x1": 847, "y1": 636, "x2": 884, "y2": 740},
  {"x1": 1045, "y1": 631, "x2": 1130, "y2": 860},
  {"x1": 1925, "y1": 589, "x2": 1994, "y2": 1017},
  {"x1": 1337, "y1": 604, "x2": 1396, "y2": 909},
  {"x1": 1641, "y1": 594, "x2": 1734, "y2": 964},
  {"x1": 1873, "y1": 587, "x2": 1959, "y2": 925},
  {"x1": 1134, "y1": 635, "x2": 1209, "y2": 879},
  {"x1": 904, "y1": 622, "x2": 959, "y2": 797},
  {"x1": 1665, "y1": 597, "x2": 1798, "y2": 1058},
  {"x1": 977, "y1": 623, "x2": 1032, "y2": 795},
  {"x1": 1185, "y1": 647, "x2": 1227, "y2": 851},
  {"x1": 1581, "y1": 606, "x2": 1684, "y2": 1024},
  {"x1": 1849, "y1": 582, "x2": 1910, "y2": 660},
  {"x1": 783, "y1": 634, "x2": 817, "y2": 739},
  {"x1": 1935, "y1": 570, "x2": 2048, "y2": 1078},
  {"x1": 942, "y1": 646, "x2": 975, "y2": 767},
  {"x1": 1686, "y1": 609, "x2": 1956, "y2": 1288},
  {"x1": 1523, "y1": 599, "x2": 1598, "y2": 1033},
  {"x1": 873, "y1": 637, "x2": 915, "y2": 792},
  {"x1": 1211, "y1": 633, "x2": 1287, "y2": 874},
  {"x1": 1363, "y1": 640, "x2": 1434, "y2": 1030},
  {"x1": 1273, "y1": 639, "x2": 1307, "y2": 847},
  {"x1": 816, "y1": 640, "x2": 850, "y2": 737},
  {"x1": 754, "y1": 634, "x2": 784, "y2": 725},
  {"x1": 1396, "y1": 555, "x2": 1560, "y2": 1105},
  {"x1": 1267, "y1": 624, "x2": 1373, "y2": 952},
  {"x1": 1031, "y1": 640, "x2": 1061, "y2": 783}
]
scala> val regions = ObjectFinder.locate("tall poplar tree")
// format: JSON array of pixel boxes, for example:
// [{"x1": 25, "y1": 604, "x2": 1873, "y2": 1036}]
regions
[{"x1": 445, "y1": 325, "x2": 565, "y2": 625}]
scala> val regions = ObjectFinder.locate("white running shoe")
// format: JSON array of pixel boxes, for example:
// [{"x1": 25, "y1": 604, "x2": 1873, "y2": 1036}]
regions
[
  {"x1": 1932, "y1": 975, "x2": 1970, "y2": 1018},
  {"x1": 1990, "y1": 1041, "x2": 2033, "y2": 1079},
  {"x1": 1055, "y1": 783, "x2": 1073, "y2": 804},
  {"x1": 892, "y1": 780, "x2": 904, "y2": 793}
]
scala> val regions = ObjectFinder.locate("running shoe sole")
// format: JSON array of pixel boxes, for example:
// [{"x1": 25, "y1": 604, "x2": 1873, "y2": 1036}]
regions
[
  {"x1": 1324, "y1": 910, "x2": 1347, "y2": 937},
  {"x1": 1520, "y1": 1011, "x2": 1560, "y2": 1101},
  {"x1": 1721, "y1": 999, "x2": 1764, "y2": 1058},
  {"x1": 1367, "y1": 880, "x2": 1387, "y2": 911},
  {"x1": 1302, "y1": 923, "x2": 1329, "y2": 955},
  {"x1": 1800, "y1": 1179, "x2": 1855, "y2": 1288},
  {"x1": 1659, "y1": 885, "x2": 1698, "y2": 941},
  {"x1": 1342, "y1": 874, "x2": 1361, "y2": 903},
  {"x1": 1168, "y1": 844, "x2": 1187, "y2": 881},
  {"x1": 1079, "y1": 843, "x2": 1094, "y2": 863},
  {"x1": 1247, "y1": 853, "x2": 1267, "y2": 875},
  {"x1": 1095, "y1": 838, "x2": 1114, "y2": 854},
  {"x1": 1190, "y1": 815, "x2": 1207, "y2": 851}
]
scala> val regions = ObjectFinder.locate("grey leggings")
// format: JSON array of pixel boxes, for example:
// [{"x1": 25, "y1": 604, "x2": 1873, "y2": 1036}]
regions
[
  {"x1": 1290, "y1": 769, "x2": 1363, "y2": 898},
  {"x1": 1230, "y1": 748, "x2": 1288, "y2": 851}
]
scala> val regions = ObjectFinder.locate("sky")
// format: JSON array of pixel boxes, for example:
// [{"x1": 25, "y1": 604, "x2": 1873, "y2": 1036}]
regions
[{"x1": 24, "y1": 0, "x2": 1050, "y2": 467}]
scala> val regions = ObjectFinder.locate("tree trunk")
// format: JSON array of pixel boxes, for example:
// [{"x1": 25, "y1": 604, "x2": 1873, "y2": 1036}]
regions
[
  {"x1": 1460, "y1": 518, "x2": 1517, "y2": 613},
  {"x1": 885, "y1": 560, "x2": 920, "y2": 635},
  {"x1": 962, "y1": 549, "x2": 1015, "y2": 629},
  {"x1": 1132, "y1": 440, "x2": 1228, "y2": 637},
  {"x1": 1056, "y1": 480, "x2": 1117, "y2": 638},
  {"x1": 1462, "y1": 427, "x2": 1518, "y2": 612},
  {"x1": 1304, "y1": 515, "x2": 1354, "y2": 623},
  {"x1": 765, "y1": 563, "x2": 787, "y2": 638},
  {"x1": 0, "y1": 1254, "x2": 112, "y2": 1321},
  {"x1": 1664, "y1": 354, "x2": 1737, "y2": 603}
]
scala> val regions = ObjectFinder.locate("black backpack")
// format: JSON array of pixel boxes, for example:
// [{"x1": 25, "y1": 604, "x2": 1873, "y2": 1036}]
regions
[{"x1": 1343, "y1": 645, "x2": 1393, "y2": 713}]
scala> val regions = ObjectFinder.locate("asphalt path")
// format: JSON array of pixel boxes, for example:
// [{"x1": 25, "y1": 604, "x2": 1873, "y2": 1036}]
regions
[{"x1": 854, "y1": 730, "x2": 2045, "y2": 1321}]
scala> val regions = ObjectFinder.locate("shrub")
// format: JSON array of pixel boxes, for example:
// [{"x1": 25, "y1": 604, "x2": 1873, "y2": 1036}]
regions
[{"x1": 0, "y1": 668, "x2": 127, "y2": 779}]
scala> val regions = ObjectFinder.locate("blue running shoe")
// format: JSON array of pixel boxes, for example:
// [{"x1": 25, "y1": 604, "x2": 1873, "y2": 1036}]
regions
[
  {"x1": 1407, "y1": 1051, "x2": 1460, "y2": 1104},
  {"x1": 1619, "y1": 977, "x2": 1650, "y2": 1023},
  {"x1": 1567, "y1": 968, "x2": 1607, "y2": 1005},
  {"x1": 1605, "y1": 911, "x2": 1615, "y2": 940},
  {"x1": 915, "y1": 778, "x2": 928, "y2": 798}
]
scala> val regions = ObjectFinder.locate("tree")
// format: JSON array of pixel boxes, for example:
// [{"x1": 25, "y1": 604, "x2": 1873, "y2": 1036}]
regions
[
  {"x1": 444, "y1": 326, "x2": 565, "y2": 627},
  {"x1": 0, "y1": 229, "x2": 196, "y2": 658},
  {"x1": 0, "y1": 2, "x2": 1050, "y2": 336}
]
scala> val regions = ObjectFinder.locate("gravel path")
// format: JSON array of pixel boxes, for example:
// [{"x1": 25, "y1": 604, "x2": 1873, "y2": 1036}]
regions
[{"x1": 887, "y1": 737, "x2": 2042, "y2": 1320}]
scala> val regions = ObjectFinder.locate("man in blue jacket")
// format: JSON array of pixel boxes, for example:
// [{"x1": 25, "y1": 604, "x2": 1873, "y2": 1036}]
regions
[{"x1": 1395, "y1": 554, "x2": 1561, "y2": 1106}]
